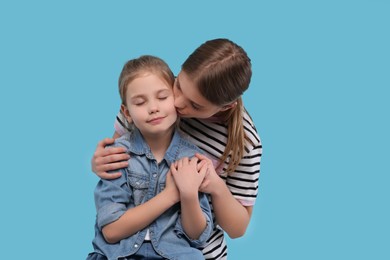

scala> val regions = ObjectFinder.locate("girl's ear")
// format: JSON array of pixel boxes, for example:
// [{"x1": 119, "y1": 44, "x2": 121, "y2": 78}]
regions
[
  {"x1": 121, "y1": 104, "x2": 132, "y2": 124},
  {"x1": 220, "y1": 101, "x2": 238, "y2": 111}
]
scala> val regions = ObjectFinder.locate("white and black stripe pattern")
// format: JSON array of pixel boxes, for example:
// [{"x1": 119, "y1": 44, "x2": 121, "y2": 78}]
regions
[
  {"x1": 202, "y1": 228, "x2": 228, "y2": 260},
  {"x1": 115, "y1": 108, "x2": 262, "y2": 260},
  {"x1": 179, "y1": 110, "x2": 261, "y2": 205}
]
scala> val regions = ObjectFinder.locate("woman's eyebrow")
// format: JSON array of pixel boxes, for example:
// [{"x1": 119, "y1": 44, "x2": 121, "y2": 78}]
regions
[{"x1": 176, "y1": 77, "x2": 204, "y2": 109}]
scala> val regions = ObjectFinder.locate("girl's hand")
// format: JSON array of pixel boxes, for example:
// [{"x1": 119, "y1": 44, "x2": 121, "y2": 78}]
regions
[
  {"x1": 91, "y1": 138, "x2": 130, "y2": 179},
  {"x1": 195, "y1": 153, "x2": 225, "y2": 195},
  {"x1": 171, "y1": 157, "x2": 207, "y2": 198},
  {"x1": 164, "y1": 170, "x2": 180, "y2": 204}
]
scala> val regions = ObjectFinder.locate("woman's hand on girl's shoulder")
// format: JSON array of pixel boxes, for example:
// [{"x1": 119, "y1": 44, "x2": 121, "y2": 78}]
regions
[{"x1": 91, "y1": 138, "x2": 130, "y2": 179}]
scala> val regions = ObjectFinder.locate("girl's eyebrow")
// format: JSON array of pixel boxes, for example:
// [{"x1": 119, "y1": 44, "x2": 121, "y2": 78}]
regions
[
  {"x1": 157, "y1": 89, "x2": 171, "y2": 94},
  {"x1": 131, "y1": 88, "x2": 171, "y2": 99},
  {"x1": 130, "y1": 94, "x2": 145, "y2": 100}
]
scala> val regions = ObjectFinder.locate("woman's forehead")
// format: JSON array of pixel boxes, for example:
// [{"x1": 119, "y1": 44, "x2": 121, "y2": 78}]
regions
[{"x1": 177, "y1": 72, "x2": 210, "y2": 107}]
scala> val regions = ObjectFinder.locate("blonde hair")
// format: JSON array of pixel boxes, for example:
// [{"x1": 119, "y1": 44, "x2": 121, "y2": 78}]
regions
[
  {"x1": 118, "y1": 55, "x2": 175, "y2": 106},
  {"x1": 182, "y1": 39, "x2": 252, "y2": 174}
]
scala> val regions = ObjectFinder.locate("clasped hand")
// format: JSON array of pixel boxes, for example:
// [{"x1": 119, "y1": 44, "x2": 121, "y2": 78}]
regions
[{"x1": 169, "y1": 156, "x2": 209, "y2": 199}]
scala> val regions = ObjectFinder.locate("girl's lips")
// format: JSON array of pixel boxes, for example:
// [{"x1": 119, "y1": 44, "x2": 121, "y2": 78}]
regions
[{"x1": 147, "y1": 117, "x2": 164, "y2": 124}]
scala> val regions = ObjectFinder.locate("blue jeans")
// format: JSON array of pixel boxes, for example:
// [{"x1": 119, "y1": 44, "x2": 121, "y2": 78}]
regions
[{"x1": 87, "y1": 241, "x2": 204, "y2": 260}]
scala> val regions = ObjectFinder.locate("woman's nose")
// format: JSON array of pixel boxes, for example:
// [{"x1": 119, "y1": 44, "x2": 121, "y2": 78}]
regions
[{"x1": 174, "y1": 93, "x2": 185, "y2": 109}]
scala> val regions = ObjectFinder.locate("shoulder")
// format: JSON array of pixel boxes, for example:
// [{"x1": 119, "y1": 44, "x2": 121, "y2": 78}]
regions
[
  {"x1": 107, "y1": 133, "x2": 132, "y2": 151},
  {"x1": 177, "y1": 130, "x2": 204, "y2": 156},
  {"x1": 243, "y1": 108, "x2": 262, "y2": 149}
]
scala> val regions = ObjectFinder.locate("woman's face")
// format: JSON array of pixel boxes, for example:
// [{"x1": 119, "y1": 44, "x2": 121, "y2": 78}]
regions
[{"x1": 173, "y1": 71, "x2": 224, "y2": 119}]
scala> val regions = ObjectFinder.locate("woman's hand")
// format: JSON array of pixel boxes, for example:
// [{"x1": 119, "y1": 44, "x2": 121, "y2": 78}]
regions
[
  {"x1": 91, "y1": 138, "x2": 130, "y2": 179},
  {"x1": 195, "y1": 153, "x2": 225, "y2": 195},
  {"x1": 171, "y1": 157, "x2": 207, "y2": 198}
]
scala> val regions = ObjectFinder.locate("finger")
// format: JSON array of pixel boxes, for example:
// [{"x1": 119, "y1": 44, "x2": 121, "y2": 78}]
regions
[
  {"x1": 195, "y1": 153, "x2": 213, "y2": 165},
  {"x1": 172, "y1": 161, "x2": 178, "y2": 169},
  {"x1": 98, "y1": 161, "x2": 129, "y2": 173},
  {"x1": 196, "y1": 160, "x2": 206, "y2": 171},
  {"x1": 198, "y1": 162, "x2": 208, "y2": 176},
  {"x1": 97, "y1": 138, "x2": 115, "y2": 149},
  {"x1": 177, "y1": 158, "x2": 184, "y2": 168},
  {"x1": 190, "y1": 156, "x2": 199, "y2": 167},
  {"x1": 93, "y1": 147, "x2": 126, "y2": 161},
  {"x1": 98, "y1": 171, "x2": 122, "y2": 180},
  {"x1": 195, "y1": 153, "x2": 209, "y2": 161},
  {"x1": 170, "y1": 164, "x2": 177, "y2": 175},
  {"x1": 99, "y1": 147, "x2": 128, "y2": 158},
  {"x1": 98, "y1": 153, "x2": 130, "y2": 165}
]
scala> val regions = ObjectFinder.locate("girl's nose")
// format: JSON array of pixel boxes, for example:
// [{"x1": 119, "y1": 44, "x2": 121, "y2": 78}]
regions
[{"x1": 148, "y1": 101, "x2": 159, "y2": 114}]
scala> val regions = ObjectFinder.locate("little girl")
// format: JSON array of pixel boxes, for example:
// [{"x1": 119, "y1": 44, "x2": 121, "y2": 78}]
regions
[{"x1": 87, "y1": 55, "x2": 213, "y2": 260}]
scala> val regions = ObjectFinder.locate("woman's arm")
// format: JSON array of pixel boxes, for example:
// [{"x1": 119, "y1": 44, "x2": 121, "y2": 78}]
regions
[
  {"x1": 102, "y1": 171, "x2": 179, "y2": 243},
  {"x1": 91, "y1": 134, "x2": 129, "y2": 179},
  {"x1": 171, "y1": 157, "x2": 208, "y2": 240},
  {"x1": 207, "y1": 177, "x2": 253, "y2": 238},
  {"x1": 196, "y1": 153, "x2": 254, "y2": 238},
  {"x1": 92, "y1": 108, "x2": 132, "y2": 179}
]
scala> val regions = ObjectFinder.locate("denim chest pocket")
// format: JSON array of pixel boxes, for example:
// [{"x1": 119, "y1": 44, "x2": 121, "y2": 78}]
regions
[{"x1": 128, "y1": 174, "x2": 149, "y2": 206}]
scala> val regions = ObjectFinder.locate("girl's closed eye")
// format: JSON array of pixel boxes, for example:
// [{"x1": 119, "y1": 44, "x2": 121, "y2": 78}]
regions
[
  {"x1": 133, "y1": 98, "x2": 145, "y2": 106},
  {"x1": 157, "y1": 89, "x2": 171, "y2": 100},
  {"x1": 158, "y1": 95, "x2": 168, "y2": 100}
]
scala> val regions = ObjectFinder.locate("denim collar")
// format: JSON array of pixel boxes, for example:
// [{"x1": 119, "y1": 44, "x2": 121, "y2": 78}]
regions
[{"x1": 128, "y1": 128, "x2": 181, "y2": 166}]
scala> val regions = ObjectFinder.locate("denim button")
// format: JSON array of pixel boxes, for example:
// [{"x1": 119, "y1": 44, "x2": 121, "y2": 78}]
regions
[
  {"x1": 153, "y1": 174, "x2": 157, "y2": 178},
  {"x1": 134, "y1": 244, "x2": 138, "y2": 248}
]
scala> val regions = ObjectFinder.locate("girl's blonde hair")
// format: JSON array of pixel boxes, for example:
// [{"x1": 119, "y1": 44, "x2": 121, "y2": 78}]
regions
[
  {"x1": 118, "y1": 55, "x2": 175, "y2": 105},
  {"x1": 182, "y1": 39, "x2": 252, "y2": 174}
]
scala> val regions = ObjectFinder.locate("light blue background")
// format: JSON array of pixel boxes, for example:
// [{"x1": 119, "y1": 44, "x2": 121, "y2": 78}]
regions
[{"x1": 1, "y1": 1, "x2": 389, "y2": 259}]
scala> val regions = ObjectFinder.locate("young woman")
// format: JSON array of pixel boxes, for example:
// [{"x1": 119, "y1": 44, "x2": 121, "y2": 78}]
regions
[{"x1": 91, "y1": 38, "x2": 262, "y2": 259}]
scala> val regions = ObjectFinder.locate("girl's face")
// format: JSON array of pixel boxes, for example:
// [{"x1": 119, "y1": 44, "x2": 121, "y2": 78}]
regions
[
  {"x1": 173, "y1": 71, "x2": 226, "y2": 119},
  {"x1": 122, "y1": 73, "x2": 177, "y2": 137}
]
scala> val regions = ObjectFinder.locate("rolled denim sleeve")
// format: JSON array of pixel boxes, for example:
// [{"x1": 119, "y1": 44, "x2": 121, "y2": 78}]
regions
[
  {"x1": 94, "y1": 170, "x2": 131, "y2": 230},
  {"x1": 175, "y1": 193, "x2": 213, "y2": 248}
]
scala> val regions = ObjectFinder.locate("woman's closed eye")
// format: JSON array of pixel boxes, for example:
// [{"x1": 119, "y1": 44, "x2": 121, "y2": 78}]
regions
[{"x1": 191, "y1": 102, "x2": 201, "y2": 110}]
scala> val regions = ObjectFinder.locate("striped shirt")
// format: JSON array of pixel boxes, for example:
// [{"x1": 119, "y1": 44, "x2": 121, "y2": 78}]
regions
[{"x1": 114, "y1": 108, "x2": 262, "y2": 260}]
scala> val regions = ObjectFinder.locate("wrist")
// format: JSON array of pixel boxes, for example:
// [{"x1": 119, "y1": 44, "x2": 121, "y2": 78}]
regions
[
  {"x1": 209, "y1": 178, "x2": 227, "y2": 197},
  {"x1": 162, "y1": 189, "x2": 180, "y2": 205},
  {"x1": 179, "y1": 189, "x2": 199, "y2": 201}
]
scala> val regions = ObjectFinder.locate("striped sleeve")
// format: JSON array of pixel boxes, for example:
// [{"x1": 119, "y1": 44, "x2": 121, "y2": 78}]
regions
[
  {"x1": 226, "y1": 111, "x2": 261, "y2": 206},
  {"x1": 114, "y1": 110, "x2": 132, "y2": 135}
]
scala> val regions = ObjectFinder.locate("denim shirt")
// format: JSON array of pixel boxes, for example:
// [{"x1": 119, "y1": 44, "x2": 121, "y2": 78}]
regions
[{"x1": 88, "y1": 128, "x2": 213, "y2": 260}]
